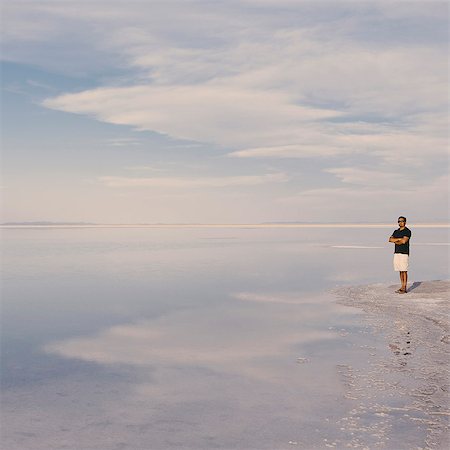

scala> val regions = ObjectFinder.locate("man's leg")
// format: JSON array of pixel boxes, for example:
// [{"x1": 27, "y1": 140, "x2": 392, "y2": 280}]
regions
[
  {"x1": 400, "y1": 271, "x2": 407, "y2": 292},
  {"x1": 395, "y1": 271, "x2": 403, "y2": 293}
]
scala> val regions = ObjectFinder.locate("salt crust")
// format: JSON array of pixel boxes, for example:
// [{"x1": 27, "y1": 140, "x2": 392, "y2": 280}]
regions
[{"x1": 332, "y1": 280, "x2": 449, "y2": 450}]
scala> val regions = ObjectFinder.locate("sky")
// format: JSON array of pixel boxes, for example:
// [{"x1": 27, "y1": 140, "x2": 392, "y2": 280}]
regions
[{"x1": 1, "y1": 0, "x2": 449, "y2": 224}]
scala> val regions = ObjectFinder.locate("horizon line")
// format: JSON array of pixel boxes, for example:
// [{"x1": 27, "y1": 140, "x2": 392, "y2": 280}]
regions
[{"x1": 1, "y1": 222, "x2": 449, "y2": 229}]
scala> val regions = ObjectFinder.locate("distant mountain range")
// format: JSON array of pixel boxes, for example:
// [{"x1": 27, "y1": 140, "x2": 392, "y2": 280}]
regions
[
  {"x1": 2, "y1": 221, "x2": 389, "y2": 225},
  {"x1": 1, "y1": 221, "x2": 97, "y2": 226},
  {"x1": 2, "y1": 221, "x2": 448, "y2": 226}
]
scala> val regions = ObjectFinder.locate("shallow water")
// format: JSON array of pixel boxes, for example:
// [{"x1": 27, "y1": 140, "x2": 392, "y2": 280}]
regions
[{"x1": 1, "y1": 226, "x2": 448, "y2": 449}]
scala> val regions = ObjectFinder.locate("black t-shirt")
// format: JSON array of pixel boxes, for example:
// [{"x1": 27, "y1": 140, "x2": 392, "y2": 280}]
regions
[{"x1": 392, "y1": 227, "x2": 411, "y2": 254}]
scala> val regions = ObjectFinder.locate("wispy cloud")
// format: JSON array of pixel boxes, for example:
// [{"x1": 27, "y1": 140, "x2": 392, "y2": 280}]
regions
[
  {"x1": 99, "y1": 172, "x2": 289, "y2": 188},
  {"x1": 40, "y1": 24, "x2": 447, "y2": 166},
  {"x1": 104, "y1": 137, "x2": 142, "y2": 147},
  {"x1": 124, "y1": 165, "x2": 167, "y2": 172},
  {"x1": 228, "y1": 144, "x2": 352, "y2": 159},
  {"x1": 325, "y1": 167, "x2": 410, "y2": 188},
  {"x1": 278, "y1": 175, "x2": 449, "y2": 222},
  {"x1": 42, "y1": 84, "x2": 341, "y2": 149},
  {"x1": 18, "y1": 0, "x2": 442, "y2": 168},
  {"x1": 3, "y1": 1, "x2": 448, "y2": 223}
]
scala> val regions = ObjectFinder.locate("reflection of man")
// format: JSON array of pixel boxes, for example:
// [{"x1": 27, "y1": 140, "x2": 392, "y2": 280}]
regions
[{"x1": 389, "y1": 216, "x2": 411, "y2": 294}]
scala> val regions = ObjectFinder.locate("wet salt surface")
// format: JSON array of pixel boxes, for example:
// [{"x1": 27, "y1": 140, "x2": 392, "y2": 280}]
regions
[
  {"x1": 2, "y1": 295, "x2": 367, "y2": 450},
  {"x1": 334, "y1": 280, "x2": 450, "y2": 449},
  {"x1": 1, "y1": 227, "x2": 449, "y2": 449}
]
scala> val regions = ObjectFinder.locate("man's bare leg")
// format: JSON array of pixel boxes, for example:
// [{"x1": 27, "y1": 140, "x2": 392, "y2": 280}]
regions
[{"x1": 400, "y1": 271, "x2": 407, "y2": 292}]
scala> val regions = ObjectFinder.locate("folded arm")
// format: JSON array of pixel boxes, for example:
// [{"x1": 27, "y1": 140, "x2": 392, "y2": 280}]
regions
[{"x1": 389, "y1": 236, "x2": 409, "y2": 244}]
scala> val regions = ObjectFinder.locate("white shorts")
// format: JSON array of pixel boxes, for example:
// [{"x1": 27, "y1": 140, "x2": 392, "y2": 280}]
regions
[{"x1": 393, "y1": 253, "x2": 409, "y2": 271}]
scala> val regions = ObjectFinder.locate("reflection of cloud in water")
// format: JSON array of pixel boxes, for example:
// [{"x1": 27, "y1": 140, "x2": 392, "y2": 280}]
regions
[
  {"x1": 330, "y1": 245, "x2": 384, "y2": 249},
  {"x1": 414, "y1": 242, "x2": 450, "y2": 246},
  {"x1": 44, "y1": 302, "x2": 336, "y2": 380},
  {"x1": 328, "y1": 271, "x2": 365, "y2": 283},
  {"x1": 233, "y1": 291, "x2": 331, "y2": 305}
]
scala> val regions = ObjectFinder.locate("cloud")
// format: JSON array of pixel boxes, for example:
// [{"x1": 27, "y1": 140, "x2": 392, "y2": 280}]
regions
[
  {"x1": 124, "y1": 165, "x2": 168, "y2": 172},
  {"x1": 40, "y1": 24, "x2": 447, "y2": 164},
  {"x1": 5, "y1": 0, "x2": 441, "y2": 166},
  {"x1": 228, "y1": 144, "x2": 352, "y2": 159},
  {"x1": 98, "y1": 172, "x2": 289, "y2": 188},
  {"x1": 227, "y1": 120, "x2": 447, "y2": 164},
  {"x1": 3, "y1": 1, "x2": 448, "y2": 223},
  {"x1": 278, "y1": 175, "x2": 449, "y2": 222},
  {"x1": 43, "y1": 83, "x2": 341, "y2": 149},
  {"x1": 325, "y1": 167, "x2": 410, "y2": 188},
  {"x1": 104, "y1": 137, "x2": 142, "y2": 147},
  {"x1": 23, "y1": 2, "x2": 445, "y2": 163}
]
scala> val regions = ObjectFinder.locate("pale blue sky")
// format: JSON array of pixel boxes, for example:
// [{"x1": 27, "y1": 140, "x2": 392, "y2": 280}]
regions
[{"x1": 1, "y1": 1, "x2": 448, "y2": 223}]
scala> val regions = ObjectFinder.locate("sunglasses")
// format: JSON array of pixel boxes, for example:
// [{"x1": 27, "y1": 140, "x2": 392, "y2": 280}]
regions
[{"x1": 398, "y1": 220, "x2": 405, "y2": 223}]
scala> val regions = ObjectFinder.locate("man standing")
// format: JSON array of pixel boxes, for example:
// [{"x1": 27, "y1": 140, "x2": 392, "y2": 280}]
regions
[{"x1": 389, "y1": 216, "x2": 411, "y2": 293}]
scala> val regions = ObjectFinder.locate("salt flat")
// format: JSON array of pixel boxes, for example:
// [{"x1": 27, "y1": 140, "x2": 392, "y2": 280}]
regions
[{"x1": 333, "y1": 280, "x2": 449, "y2": 449}]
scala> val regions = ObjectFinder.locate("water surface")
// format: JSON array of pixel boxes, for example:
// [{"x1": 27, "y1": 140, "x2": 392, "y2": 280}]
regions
[{"x1": 1, "y1": 226, "x2": 448, "y2": 449}]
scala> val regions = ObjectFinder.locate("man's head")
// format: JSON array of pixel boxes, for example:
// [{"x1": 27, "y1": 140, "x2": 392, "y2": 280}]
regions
[{"x1": 398, "y1": 216, "x2": 406, "y2": 228}]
